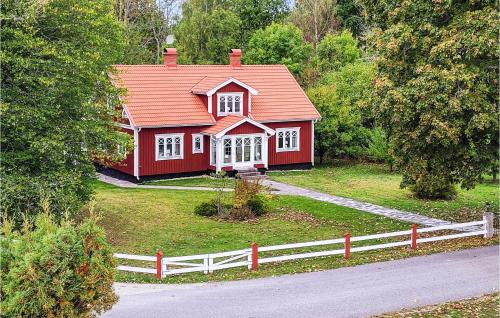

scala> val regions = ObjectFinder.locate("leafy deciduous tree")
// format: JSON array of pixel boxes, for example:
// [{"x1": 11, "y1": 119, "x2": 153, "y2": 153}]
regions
[
  {"x1": 290, "y1": 0, "x2": 338, "y2": 51},
  {"x1": 243, "y1": 22, "x2": 312, "y2": 76},
  {"x1": 231, "y1": 0, "x2": 289, "y2": 46},
  {"x1": 360, "y1": 0, "x2": 499, "y2": 199},
  {"x1": 1, "y1": 0, "x2": 131, "y2": 224},
  {"x1": 175, "y1": 4, "x2": 241, "y2": 64},
  {"x1": 317, "y1": 30, "x2": 361, "y2": 72}
]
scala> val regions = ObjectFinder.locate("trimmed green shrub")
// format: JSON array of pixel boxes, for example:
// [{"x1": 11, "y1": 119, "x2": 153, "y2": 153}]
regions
[
  {"x1": 0, "y1": 211, "x2": 117, "y2": 317},
  {"x1": 246, "y1": 195, "x2": 267, "y2": 216},
  {"x1": 194, "y1": 200, "x2": 219, "y2": 217}
]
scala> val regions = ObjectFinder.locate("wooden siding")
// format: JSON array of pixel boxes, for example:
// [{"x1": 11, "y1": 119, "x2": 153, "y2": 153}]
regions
[
  {"x1": 226, "y1": 122, "x2": 264, "y2": 135},
  {"x1": 266, "y1": 121, "x2": 312, "y2": 166},
  {"x1": 138, "y1": 126, "x2": 210, "y2": 176},
  {"x1": 113, "y1": 120, "x2": 313, "y2": 176}
]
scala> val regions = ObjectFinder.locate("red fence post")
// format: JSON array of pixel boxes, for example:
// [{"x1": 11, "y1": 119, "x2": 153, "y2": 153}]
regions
[
  {"x1": 251, "y1": 243, "x2": 258, "y2": 271},
  {"x1": 156, "y1": 250, "x2": 163, "y2": 279},
  {"x1": 411, "y1": 224, "x2": 417, "y2": 250},
  {"x1": 344, "y1": 232, "x2": 350, "y2": 260}
]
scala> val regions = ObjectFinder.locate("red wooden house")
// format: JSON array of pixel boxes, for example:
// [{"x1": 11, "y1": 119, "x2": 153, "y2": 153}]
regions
[{"x1": 110, "y1": 48, "x2": 321, "y2": 180}]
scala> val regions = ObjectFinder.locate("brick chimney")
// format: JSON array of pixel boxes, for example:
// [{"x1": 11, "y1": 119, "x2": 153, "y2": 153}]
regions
[
  {"x1": 163, "y1": 48, "x2": 177, "y2": 67},
  {"x1": 229, "y1": 49, "x2": 242, "y2": 68}
]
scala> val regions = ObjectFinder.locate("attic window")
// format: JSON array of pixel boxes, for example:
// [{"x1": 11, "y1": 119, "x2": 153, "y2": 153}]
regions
[
  {"x1": 122, "y1": 109, "x2": 128, "y2": 119},
  {"x1": 218, "y1": 93, "x2": 243, "y2": 116}
]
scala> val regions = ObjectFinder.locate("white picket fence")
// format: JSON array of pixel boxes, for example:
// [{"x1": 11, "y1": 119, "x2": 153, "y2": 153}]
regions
[{"x1": 115, "y1": 213, "x2": 495, "y2": 279}]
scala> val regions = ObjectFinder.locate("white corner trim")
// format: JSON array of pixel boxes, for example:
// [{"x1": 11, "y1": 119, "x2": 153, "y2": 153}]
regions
[
  {"x1": 206, "y1": 77, "x2": 258, "y2": 96},
  {"x1": 208, "y1": 96, "x2": 212, "y2": 114},
  {"x1": 275, "y1": 127, "x2": 301, "y2": 153},
  {"x1": 311, "y1": 120, "x2": 315, "y2": 166},
  {"x1": 192, "y1": 134, "x2": 204, "y2": 153},
  {"x1": 214, "y1": 117, "x2": 275, "y2": 139},
  {"x1": 133, "y1": 127, "x2": 140, "y2": 179}
]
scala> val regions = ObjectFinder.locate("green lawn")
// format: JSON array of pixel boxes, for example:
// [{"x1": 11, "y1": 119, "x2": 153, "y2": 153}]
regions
[
  {"x1": 376, "y1": 293, "x2": 499, "y2": 318},
  {"x1": 93, "y1": 181, "x2": 407, "y2": 256},
  {"x1": 268, "y1": 162, "x2": 499, "y2": 222},
  {"x1": 143, "y1": 176, "x2": 235, "y2": 188},
  {"x1": 92, "y1": 180, "x2": 497, "y2": 283}
]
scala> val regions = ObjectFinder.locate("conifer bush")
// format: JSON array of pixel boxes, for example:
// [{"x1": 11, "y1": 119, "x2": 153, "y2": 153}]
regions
[{"x1": 0, "y1": 208, "x2": 117, "y2": 318}]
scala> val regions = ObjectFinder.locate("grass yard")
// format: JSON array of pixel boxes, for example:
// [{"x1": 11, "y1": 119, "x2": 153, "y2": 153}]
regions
[
  {"x1": 143, "y1": 176, "x2": 235, "y2": 188},
  {"x1": 92, "y1": 181, "x2": 498, "y2": 284},
  {"x1": 268, "y1": 162, "x2": 499, "y2": 223},
  {"x1": 92, "y1": 181, "x2": 407, "y2": 256},
  {"x1": 375, "y1": 293, "x2": 499, "y2": 318}
]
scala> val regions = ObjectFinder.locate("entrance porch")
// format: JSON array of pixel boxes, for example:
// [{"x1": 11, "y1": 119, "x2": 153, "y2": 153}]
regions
[{"x1": 202, "y1": 116, "x2": 275, "y2": 172}]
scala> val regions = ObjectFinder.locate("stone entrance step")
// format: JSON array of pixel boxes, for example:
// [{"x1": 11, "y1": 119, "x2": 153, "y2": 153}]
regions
[{"x1": 237, "y1": 167, "x2": 267, "y2": 181}]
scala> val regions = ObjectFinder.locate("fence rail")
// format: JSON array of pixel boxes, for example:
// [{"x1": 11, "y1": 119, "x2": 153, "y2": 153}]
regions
[{"x1": 114, "y1": 212, "x2": 496, "y2": 279}]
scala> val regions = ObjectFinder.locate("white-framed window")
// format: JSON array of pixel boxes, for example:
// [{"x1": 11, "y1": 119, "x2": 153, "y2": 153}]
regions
[
  {"x1": 223, "y1": 139, "x2": 232, "y2": 163},
  {"x1": 210, "y1": 137, "x2": 216, "y2": 165},
  {"x1": 192, "y1": 134, "x2": 203, "y2": 153},
  {"x1": 218, "y1": 93, "x2": 243, "y2": 116},
  {"x1": 122, "y1": 108, "x2": 128, "y2": 119},
  {"x1": 254, "y1": 136, "x2": 262, "y2": 161},
  {"x1": 276, "y1": 128, "x2": 300, "y2": 152},
  {"x1": 156, "y1": 133, "x2": 184, "y2": 160}
]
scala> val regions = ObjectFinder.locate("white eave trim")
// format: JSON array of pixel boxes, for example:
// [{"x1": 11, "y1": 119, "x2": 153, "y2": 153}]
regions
[
  {"x1": 258, "y1": 118, "x2": 321, "y2": 124},
  {"x1": 118, "y1": 123, "x2": 133, "y2": 130},
  {"x1": 207, "y1": 117, "x2": 275, "y2": 139},
  {"x1": 205, "y1": 78, "x2": 259, "y2": 96},
  {"x1": 134, "y1": 122, "x2": 215, "y2": 129}
]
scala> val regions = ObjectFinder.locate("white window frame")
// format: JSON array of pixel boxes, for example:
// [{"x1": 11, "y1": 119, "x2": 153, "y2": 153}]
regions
[
  {"x1": 122, "y1": 108, "x2": 128, "y2": 119},
  {"x1": 155, "y1": 133, "x2": 184, "y2": 161},
  {"x1": 221, "y1": 134, "x2": 265, "y2": 167},
  {"x1": 276, "y1": 127, "x2": 300, "y2": 152},
  {"x1": 210, "y1": 137, "x2": 216, "y2": 165},
  {"x1": 192, "y1": 134, "x2": 204, "y2": 154},
  {"x1": 217, "y1": 93, "x2": 244, "y2": 116}
]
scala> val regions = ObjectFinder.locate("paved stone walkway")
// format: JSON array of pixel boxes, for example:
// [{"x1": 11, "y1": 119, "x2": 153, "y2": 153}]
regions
[
  {"x1": 262, "y1": 180, "x2": 453, "y2": 227},
  {"x1": 98, "y1": 173, "x2": 459, "y2": 228},
  {"x1": 97, "y1": 173, "x2": 233, "y2": 192}
]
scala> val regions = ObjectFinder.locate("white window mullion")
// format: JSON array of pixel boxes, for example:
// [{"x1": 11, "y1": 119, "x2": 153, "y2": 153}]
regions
[
  {"x1": 276, "y1": 128, "x2": 300, "y2": 152},
  {"x1": 155, "y1": 133, "x2": 184, "y2": 160},
  {"x1": 217, "y1": 93, "x2": 244, "y2": 116}
]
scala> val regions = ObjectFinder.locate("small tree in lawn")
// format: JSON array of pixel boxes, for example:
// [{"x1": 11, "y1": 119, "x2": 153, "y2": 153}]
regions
[{"x1": 212, "y1": 171, "x2": 230, "y2": 216}]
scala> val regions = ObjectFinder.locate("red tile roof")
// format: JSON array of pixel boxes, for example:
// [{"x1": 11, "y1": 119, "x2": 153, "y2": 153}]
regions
[
  {"x1": 190, "y1": 76, "x2": 231, "y2": 95},
  {"x1": 111, "y1": 64, "x2": 321, "y2": 127},
  {"x1": 200, "y1": 115, "x2": 245, "y2": 135}
]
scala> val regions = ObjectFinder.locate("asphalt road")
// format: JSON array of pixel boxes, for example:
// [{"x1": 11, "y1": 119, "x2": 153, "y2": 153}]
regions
[{"x1": 102, "y1": 246, "x2": 499, "y2": 318}]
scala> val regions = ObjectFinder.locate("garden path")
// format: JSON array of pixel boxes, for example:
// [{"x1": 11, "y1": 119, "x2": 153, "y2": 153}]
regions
[{"x1": 98, "y1": 173, "x2": 454, "y2": 227}]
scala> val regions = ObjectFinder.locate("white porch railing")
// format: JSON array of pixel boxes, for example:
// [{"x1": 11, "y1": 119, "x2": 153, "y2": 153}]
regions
[{"x1": 114, "y1": 212, "x2": 496, "y2": 279}]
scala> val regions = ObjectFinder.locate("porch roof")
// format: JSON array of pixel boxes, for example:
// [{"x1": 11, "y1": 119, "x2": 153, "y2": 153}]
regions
[{"x1": 201, "y1": 115, "x2": 275, "y2": 138}]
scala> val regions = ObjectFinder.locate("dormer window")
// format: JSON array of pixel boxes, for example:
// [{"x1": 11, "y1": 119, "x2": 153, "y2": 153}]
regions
[
  {"x1": 218, "y1": 93, "x2": 243, "y2": 116},
  {"x1": 122, "y1": 108, "x2": 128, "y2": 119}
]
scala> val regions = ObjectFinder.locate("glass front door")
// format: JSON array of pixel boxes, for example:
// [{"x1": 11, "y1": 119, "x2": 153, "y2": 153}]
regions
[{"x1": 235, "y1": 137, "x2": 252, "y2": 166}]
